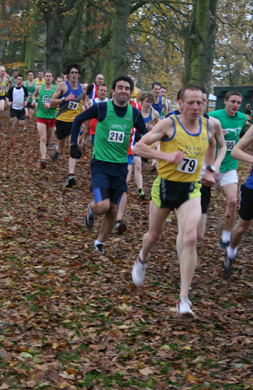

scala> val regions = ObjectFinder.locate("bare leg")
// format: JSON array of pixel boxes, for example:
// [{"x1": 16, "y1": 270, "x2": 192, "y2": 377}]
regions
[
  {"x1": 176, "y1": 198, "x2": 201, "y2": 298},
  {"x1": 222, "y1": 182, "x2": 238, "y2": 232},
  {"x1": 230, "y1": 217, "x2": 252, "y2": 250},
  {"x1": 12, "y1": 116, "x2": 18, "y2": 137},
  {"x1": 141, "y1": 200, "x2": 170, "y2": 261},
  {"x1": 116, "y1": 164, "x2": 132, "y2": 221},
  {"x1": 197, "y1": 213, "x2": 207, "y2": 241},
  {"x1": 37, "y1": 122, "x2": 47, "y2": 159},
  {"x1": 97, "y1": 202, "x2": 119, "y2": 242},
  {"x1": 134, "y1": 156, "x2": 143, "y2": 190}
]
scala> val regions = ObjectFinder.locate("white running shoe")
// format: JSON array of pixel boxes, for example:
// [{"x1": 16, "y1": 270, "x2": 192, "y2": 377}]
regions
[
  {"x1": 176, "y1": 297, "x2": 194, "y2": 317},
  {"x1": 132, "y1": 253, "x2": 148, "y2": 286}
]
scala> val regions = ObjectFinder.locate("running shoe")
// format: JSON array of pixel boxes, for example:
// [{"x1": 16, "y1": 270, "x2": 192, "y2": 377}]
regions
[
  {"x1": 139, "y1": 188, "x2": 145, "y2": 200},
  {"x1": 222, "y1": 255, "x2": 233, "y2": 278},
  {"x1": 85, "y1": 202, "x2": 95, "y2": 229},
  {"x1": 115, "y1": 220, "x2": 127, "y2": 235},
  {"x1": 132, "y1": 252, "x2": 148, "y2": 286},
  {"x1": 12, "y1": 136, "x2": 16, "y2": 140},
  {"x1": 23, "y1": 127, "x2": 27, "y2": 132},
  {"x1": 65, "y1": 174, "x2": 76, "y2": 188},
  {"x1": 93, "y1": 243, "x2": 104, "y2": 255},
  {"x1": 51, "y1": 147, "x2": 58, "y2": 162},
  {"x1": 50, "y1": 143, "x2": 55, "y2": 150},
  {"x1": 40, "y1": 159, "x2": 47, "y2": 169},
  {"x1": 218, "y1": 239, "x2": 229, "y2": 251},
  {"x1": 176, "y1": 297, "x2": 194, "y2": 317}
]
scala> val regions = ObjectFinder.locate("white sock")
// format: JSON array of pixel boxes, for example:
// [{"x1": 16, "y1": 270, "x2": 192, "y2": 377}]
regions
[
  {"x1": 95, "y1": 239, "x2": 103, "y2": 246},
  {"x1": 227, "y1": 245, "x2": 237, "y2": 259},
  {"x1": 222, "y1": 230, "x2": 231, "y2": 243}
]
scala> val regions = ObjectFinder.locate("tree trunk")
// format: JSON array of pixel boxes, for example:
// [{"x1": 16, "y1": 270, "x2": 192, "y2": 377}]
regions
[
  {"x1": 44, "y1": 13, "x2": 64, "y2": 78},
  {"x1": 183, "y1": 0, "x2": 218, "y2": 87},
  {"x1": 107, "y1": 0, "x2": 130, "y2": 88}
]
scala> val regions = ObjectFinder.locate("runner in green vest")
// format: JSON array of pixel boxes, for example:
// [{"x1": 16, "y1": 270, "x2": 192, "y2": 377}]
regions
[
  {"x1": 32, "y1": 70, "x2": 57, "y2": 168},
  {"x1": 23, "y1": 70, "x2": 36, "y2": 132},
  {"x1": 70, "y1": 76, "x2": 147, "y2": 255}
]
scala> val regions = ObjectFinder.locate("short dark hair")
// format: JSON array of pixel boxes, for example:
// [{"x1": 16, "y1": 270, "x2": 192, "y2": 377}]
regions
[
  {"x1": 65, "y1": 63, "x2": 81, "y2": 75},
  {"x1": 17, "y1": 74, "x2": 23, "y2": 79},
  {"x1": 161, "y1": 86, "x2": 167, "y2": 90},
  {"x1": 111, "y1": 76, "x2": 134, "y2": 92},
  {"x1": 152, "y1": 81, "x2": 161, "y2": 89},
  {"x1": 180, "y1": 85, "x2": 202, "y2": 101},
  {"x1": 225, "y1": 90, "x2": 242, "y2": 101},
  {"x1": 176, "y1": 88, "x2": 183, "y2": 101},
  {"x1": 200, "y1": 86, "x2": 209, "y2": 96},
  {"x1": 98, "y1": 83, "x2": 107, "y2": 91},
  {"x1": 45, "y1": 70, "x2": 54, "y2": 77},
  {"x1": 27, "y1": 70, "x2": 34, "y2": 75}
]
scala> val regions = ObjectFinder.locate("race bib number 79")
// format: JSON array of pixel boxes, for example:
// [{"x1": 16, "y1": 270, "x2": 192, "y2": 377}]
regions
[
  {"x1": 177, "y1": 158, "x2": 198, "y2": 174},
  {"x1": 108, "y1": 130, "x2": 124, "y2": 143}
]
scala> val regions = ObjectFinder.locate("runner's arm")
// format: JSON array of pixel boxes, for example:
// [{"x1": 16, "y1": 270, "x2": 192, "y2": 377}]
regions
[
  {"x1": 212, "y1": 117, "x2": 226, "y2": 176},
  {"x1": 70, "y1": 104, "x2": 101, "y2": 144},
  {"x1": 231, "y1": 125, "x2": 253, "y2": 164},
  {"x1": 133, "y1": 118, "x2": 185, "y2": 164}
]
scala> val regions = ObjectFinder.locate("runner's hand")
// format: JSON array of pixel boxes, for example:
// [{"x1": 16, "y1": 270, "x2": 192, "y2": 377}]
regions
[{"x1": 70, "y1": 144, "x2": 82, "y2": 159}]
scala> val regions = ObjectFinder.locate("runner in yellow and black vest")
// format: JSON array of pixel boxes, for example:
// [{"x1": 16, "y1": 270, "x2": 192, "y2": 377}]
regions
[
  {"x1": 50, "y1": 63, "x2": 87, "y2": 188},
  {"x1": 131, "y1": 85, "x2": 216, "y2": 318},
  {"x1": 0, "y1": 65, "x2": 11, "y2": 128}
]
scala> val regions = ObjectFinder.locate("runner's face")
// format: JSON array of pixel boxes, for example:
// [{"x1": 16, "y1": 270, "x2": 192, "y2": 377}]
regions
[
  {"x1": 113, "y1": 81, "x2": 131, "y2": 105},
  {"x1": 13, "y1": 71, "x2": 18, "y2": 78},
  {"x1": 98, "y1": 86, "x2": 107, "y2": 100},
  {"x1": 202, "y1": 93, "x2": 208, "y2": 113},
  {"x1": 96, "y1": 74, "x2": 104, "y2": 86},
  {"x1": 181, "y1": 89, "x2": 203, "y2": 120},
  {"x1": 38, "y1": 72, "x2": 44, "y2": 80},
  {"x1": 224, "y1": 95, "x2": 242, "y2": 117},
  {"x1": 45, "y1": 73, "x2": 53, "y2": 84},
  {"x1": 56, "y1": 78, "x2": 63, "y2": 84},
  {"x1": 0, "y1": 68, "x2": 5, "y2": 77},
  {"x1": 142, "y1": 98, "x2": 152, "y2": 111},
  {"x1": 16, "y1": 76, "x2": 23, "y2": 87},
  {"x1": 161, "y1": 88, "x2": 166, "y2": 97},
  {"x1": 68, "y1": 68, "x2": 79, "y2": 82},
  {"x1": 153, "y1": 84, "x2": 161, "y2": 97},
  {"x1": 28, "y1": 72, "x2": 34, "y2": 81}
]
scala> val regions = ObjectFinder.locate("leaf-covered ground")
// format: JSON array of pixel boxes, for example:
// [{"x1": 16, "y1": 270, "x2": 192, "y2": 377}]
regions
[{"x1": 0, "y1": 116, "x2": 252, "y2": 390}]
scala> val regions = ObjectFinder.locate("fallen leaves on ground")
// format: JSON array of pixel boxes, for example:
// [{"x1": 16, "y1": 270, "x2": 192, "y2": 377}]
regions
[{"x1": 0, "y1": 117, "x2": 252, "y2": 389}]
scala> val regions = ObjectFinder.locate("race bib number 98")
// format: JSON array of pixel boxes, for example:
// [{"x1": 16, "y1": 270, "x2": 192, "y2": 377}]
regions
[
  {"x1": 177, "y1": 158, "x2": 198, "y2": 174},
  {"x1": 225, "y1": 140, "x2": 235, "y2": 151},
  {"x1": 108, "y1": 130, "x2": 124, "y2": 143},
  {"x1": 68, "y1": 101, "x2": 78, "y2": 110}
]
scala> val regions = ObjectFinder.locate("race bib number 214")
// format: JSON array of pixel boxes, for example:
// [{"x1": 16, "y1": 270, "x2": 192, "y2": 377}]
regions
[{"x1": 108, "y1": 130, "x2": 124, "y2": 143}]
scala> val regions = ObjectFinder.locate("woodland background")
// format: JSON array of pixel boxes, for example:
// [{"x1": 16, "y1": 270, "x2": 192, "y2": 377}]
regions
[{"x1": 0, "y1": 0, "x2": 252, "y2": 99}]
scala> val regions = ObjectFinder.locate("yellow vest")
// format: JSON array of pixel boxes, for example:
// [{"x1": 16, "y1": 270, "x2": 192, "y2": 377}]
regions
[
  {"x1": 35, "y1": 77, "x2": 45, "y2": 85},
  {"x1": 158, "y1": 115, "x2": 209, "y2": 182},
  {"x1": 0, "y1": 78, "x2": 7, "y2": 96}
]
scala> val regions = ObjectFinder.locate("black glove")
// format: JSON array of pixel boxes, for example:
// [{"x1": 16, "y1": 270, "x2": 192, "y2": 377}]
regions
[{"x1": 70, "y1": 144, "x2": 82, "y2": 159}]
